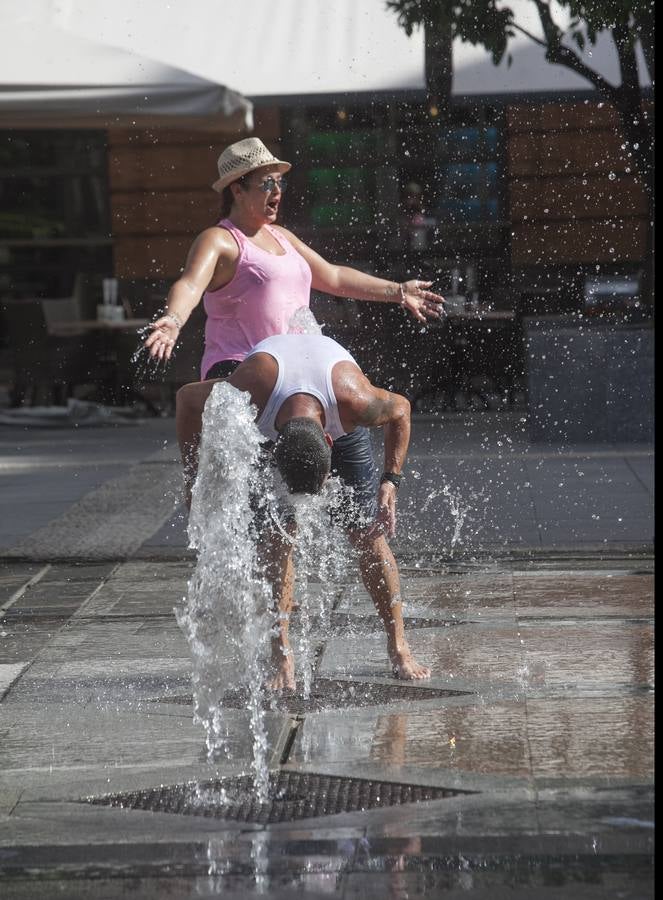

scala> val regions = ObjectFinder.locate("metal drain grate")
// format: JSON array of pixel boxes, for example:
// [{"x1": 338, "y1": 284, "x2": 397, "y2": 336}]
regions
[
  {"x1": 86, "y1": 772, "x2": 468, "y2": 824},
  {"x1": 242, "y1": 678, "x2": 471, "y2": 714},
  {"x1": 156, "y1": 678, "x2": 472, "y2": 713},
  {"x1": 330, "y1": 612, "x2": 462, "y2": 631}
]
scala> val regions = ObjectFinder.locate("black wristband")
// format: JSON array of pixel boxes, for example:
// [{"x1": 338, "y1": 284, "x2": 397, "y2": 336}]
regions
[{"x1": 380, "y1": 472, "x2": 403, "y2": 489}]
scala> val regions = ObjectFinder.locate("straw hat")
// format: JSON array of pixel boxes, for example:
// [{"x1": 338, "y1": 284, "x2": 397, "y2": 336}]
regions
[{"x1": 212, "y1": 138, "x2": 291, "y2": 193}]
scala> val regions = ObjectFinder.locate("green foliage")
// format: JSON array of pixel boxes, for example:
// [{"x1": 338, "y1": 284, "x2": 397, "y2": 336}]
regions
[
  {"x1": 386, "y1": 1, "x2": 652, "y2": 64},
  {"x1": 386, "y1": 1, "x2": 515, "y2": 64}
]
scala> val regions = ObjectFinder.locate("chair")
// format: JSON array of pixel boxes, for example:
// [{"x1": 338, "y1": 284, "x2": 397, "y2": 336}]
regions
[
  {"x1": 0, "y1": 299, "x2": 99, "y2": 407},
  {"x1": 41, "y1": 296, "x2": 84, "y2": 331}
]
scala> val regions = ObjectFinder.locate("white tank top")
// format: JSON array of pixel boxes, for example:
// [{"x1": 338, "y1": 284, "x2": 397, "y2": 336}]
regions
[{"x1": 247, "y1": 334, "x2": 358, "y2": 441}]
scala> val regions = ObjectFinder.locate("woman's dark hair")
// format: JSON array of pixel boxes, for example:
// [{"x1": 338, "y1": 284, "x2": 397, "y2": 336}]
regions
[
  {"x1": 220, "y1": 175, "x2": 248, "y2": 217},
  {"x1": 274, "y1": 418, "x2": 332, "y2": 494}
]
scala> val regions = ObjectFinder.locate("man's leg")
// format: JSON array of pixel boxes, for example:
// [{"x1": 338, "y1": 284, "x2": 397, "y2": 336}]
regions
[
  {"x1": 347, "y1": 528, "x2": 431, "y2": 680},
  {"x1": 331, "y1": 429, "x2": 430, "y2": 680},
  {"x1": 257, "y1": 519, "x2": 298, "y2": 691}
]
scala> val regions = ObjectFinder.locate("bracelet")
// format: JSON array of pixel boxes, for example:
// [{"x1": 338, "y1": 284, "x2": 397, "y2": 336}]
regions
[
  {"x1": 398, "y1": 283, "x2": 407, "y2": 306},
  {"x1": 164, "y1": 311, "x2": 183, "y2": 329},
  {"x1": 380, "y1": 472, "x2": 403, "y2": 489}
]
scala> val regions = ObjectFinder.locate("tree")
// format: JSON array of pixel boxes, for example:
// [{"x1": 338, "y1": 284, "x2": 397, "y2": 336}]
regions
[{"x1": 388, "y1": 1, "x2": 654, "y2": 299}]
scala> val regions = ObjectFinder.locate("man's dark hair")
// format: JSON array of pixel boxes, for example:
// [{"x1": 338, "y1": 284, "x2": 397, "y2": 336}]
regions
[{"x1": 273, "y1": 417, "x2": 332, "y2": 494}]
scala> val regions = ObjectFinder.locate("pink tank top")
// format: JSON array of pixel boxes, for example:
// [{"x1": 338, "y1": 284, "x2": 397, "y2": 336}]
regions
[{"x1": 200, "y1": 219, "x2": 313, "y2": 378}]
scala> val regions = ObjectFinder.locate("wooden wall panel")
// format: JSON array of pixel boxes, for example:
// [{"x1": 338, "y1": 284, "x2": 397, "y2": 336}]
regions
[
  {"x1": 114, "y1": 235, "x2": 192, "y2": 279},
  {"x1": 111, "y1": 190, "x2": 220, "y2": 236},
  {"x1": 108, "y1": 108, "x2": 284, "y2": 278},
  {"x1": 109, "y1": 144, "x2": 222, "y2": 191},
  {"x1": 506, "y1": 100, "x2": 649, "y2": 268},
  {"x1": 508, "y1": 130, "x2": 635, "y2": 177},
  {"x1": 107, "y1": 108, "x2": 281, "y2": 148},
  {"x1": 511, "y1": 218, "x2": 647, "y2": 265},
  {"x1": 507, "y1": 102, "x2": 620, "y2": 132},
  {"x1": 510, "y1": 175, "x2": 648, "y2": 220}
]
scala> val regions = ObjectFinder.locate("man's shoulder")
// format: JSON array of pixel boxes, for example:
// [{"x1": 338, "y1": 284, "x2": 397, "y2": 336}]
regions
[
  {"x1": 228, "y1": 352, "x2": 278, "y2": 410},
  {"x1": 231, "y1": 351, "x2": 277, "y2": 384},
  {"x1": 331, "y1": 360, "x2": 370, "y2": 402}
]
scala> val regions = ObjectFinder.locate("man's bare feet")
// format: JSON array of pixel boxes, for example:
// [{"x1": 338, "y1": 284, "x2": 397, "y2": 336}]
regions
[
  {"x1": 389, "y1": 642, "x2": 431, "y2": 680},
  {"x1": 267, "y1": 646, "x2": 296, "y2": 691}
]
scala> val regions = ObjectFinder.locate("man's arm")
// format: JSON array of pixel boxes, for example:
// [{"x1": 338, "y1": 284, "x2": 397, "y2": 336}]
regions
[
  {"x1": 175, "y1": 358, "x2": 264, "y2": 508},
  {"x1": 355, "y1": 388, "x2": 411, "y2": 477},
  {"x1": 350, "y1": 384, "x2": 411, "y2": 538}
]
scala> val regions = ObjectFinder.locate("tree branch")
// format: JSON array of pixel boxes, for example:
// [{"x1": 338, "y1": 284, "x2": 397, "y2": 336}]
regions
[
  {"x1": 510, "y1": 21, "x2": 548, "y2": 49},
  {"x1": 531, "y1": 0, "x2": 621, "y2": 106},
  {"x1": 612, "y1": 20, "x2": 641, "y2": 105},
  {"x1": 530, "y1": 0, "x2": 563, "y2": 48}
]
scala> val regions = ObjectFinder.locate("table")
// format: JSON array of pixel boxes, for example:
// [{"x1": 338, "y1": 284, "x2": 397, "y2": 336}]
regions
[
  {"x1": 47, "y1": 319, "x2": 158, "y2": 412},
  {"x1": 47, "y1": 318, "x2": 150, "y2": 337},
  {"x1": 411, "y1": 309, "x2": 521, "y2": 411}
]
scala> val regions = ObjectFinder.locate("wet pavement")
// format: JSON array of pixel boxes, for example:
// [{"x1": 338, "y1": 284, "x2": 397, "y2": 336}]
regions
[{"x1": 0, "y1": 413, "x2": 654, "y2": 897}]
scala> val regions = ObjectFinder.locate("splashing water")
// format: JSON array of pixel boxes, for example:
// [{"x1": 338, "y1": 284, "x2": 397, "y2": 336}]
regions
[
  {"x1": 177, "y1": 380, "x2": 349, "y2": 799},
  {"x1": 177, "y1": 382, "x2": 273, "y2": 801},
  {"x1": 418, "y1": 481, "x2": 484, "y2": 549},
  {"x1": 443, "y1": 484, "x2": 471, "y2": 547},
  {"x1": 285, "y1": 484, "x2": 348, "y2": 698},
  {"x1": 130, "y1": 323, "x2": 178, "y2": 385},
  {"x1": 287, "y1": 305, "x2": 323, "y2": 335}
]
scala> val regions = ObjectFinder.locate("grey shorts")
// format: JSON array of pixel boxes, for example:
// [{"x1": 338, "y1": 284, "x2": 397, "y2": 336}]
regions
[{"x1": 328, "y1": 426, "x2": 378, "y2": 530}]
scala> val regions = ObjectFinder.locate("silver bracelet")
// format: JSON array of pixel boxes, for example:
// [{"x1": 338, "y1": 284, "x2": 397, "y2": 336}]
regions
[
  {"x1": 164, "y1": 311, "x2": 183, "y2": 329},
  {"x1": 398, "y1": 283, "x2": 407, "y2": 305}
]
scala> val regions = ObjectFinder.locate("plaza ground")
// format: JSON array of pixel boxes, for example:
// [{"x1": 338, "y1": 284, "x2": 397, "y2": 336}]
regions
[{"x1": 0, "y1": 410, "x2": 654, "y2": 898}]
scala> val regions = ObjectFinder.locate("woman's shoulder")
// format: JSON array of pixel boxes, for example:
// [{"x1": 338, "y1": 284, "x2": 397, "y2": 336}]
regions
[
  {"x1": 271, "y1": 223, "x2": 300, "y2": 245},
  {"x1": 271, "y1": 224, "x2": 316, "y2": 259},
  {"x1": 193, "y1": 224, "x2": 240, "y2": 254}
]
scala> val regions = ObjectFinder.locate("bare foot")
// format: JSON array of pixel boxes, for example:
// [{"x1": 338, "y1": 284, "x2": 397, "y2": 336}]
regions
[
  {"x1": 267, "y1": 648, "x2": 296, "y2": 692},
  {"x1": 389, "y1": 643, "x2": 431, "y2": 680}
]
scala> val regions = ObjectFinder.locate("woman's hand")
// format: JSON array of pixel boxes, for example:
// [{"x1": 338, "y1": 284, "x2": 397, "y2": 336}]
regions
[
  {"x1": 144, "y1": 315, "x2": 181, "y2": 361},
  {"x1": 399, "y1": 280, "x2": 446, "y2": 323}
]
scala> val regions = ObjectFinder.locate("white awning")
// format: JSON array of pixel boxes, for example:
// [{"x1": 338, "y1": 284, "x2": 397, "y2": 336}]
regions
[
  {"x1": 0, "y1": 0, "x2": 650, "y2": 122},
  {"x1": 0, "y1": 3, "x2": 254, "y2": 126},
  {"x1": 0, "y1": 0, "x2": 426, "y2": 122}
]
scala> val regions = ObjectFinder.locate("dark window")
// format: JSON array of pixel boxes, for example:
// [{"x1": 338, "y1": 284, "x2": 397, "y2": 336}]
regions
[
  {"x1": 282, "y1": 102, "x2": 507, "y2": 300},
  {"x1": 0, "y1": 131, "x2": 112, "y2": 298}
]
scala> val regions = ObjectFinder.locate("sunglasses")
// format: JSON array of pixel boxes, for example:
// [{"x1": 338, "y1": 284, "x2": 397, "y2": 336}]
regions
[{"x1": 253, "y1": 176, "x2": 288, "y2": 193}]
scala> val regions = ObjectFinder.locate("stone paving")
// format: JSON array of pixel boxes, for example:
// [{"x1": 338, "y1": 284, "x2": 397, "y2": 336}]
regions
[
  {"x1": 0, "y1": 557, "x2": 654, "y2": 898},
  {"x1": 0, "y1": 414, "x2": 655, "y2": 897}
]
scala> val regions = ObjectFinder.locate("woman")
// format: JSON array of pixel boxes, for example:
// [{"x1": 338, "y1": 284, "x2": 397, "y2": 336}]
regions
[{"x1": 144, "y1": 137, "x2": 444, "y2": 371}]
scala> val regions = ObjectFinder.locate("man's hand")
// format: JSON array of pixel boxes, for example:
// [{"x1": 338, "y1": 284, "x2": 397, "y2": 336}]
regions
[{"x1": 367, "y1": 481, "x2": 398, "y2": 539}]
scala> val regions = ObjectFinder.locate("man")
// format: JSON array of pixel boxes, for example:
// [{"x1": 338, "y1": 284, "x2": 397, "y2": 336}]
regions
[{"x1": 177, "y1": 332, "x2": 431, "y2": 689}]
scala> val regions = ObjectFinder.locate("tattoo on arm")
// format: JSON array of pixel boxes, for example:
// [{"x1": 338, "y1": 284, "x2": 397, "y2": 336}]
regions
[{"x1": 361, "y1": 394, "x2": 395, "y2": 427}]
